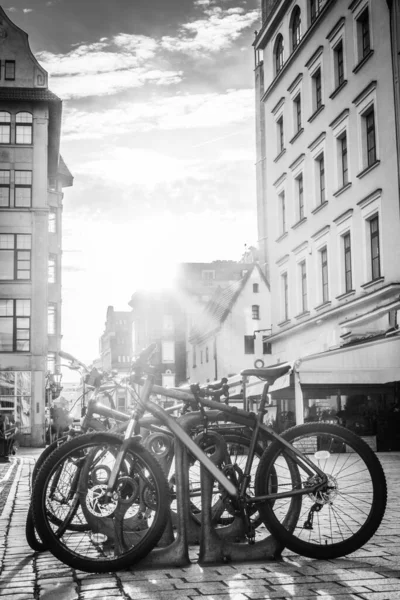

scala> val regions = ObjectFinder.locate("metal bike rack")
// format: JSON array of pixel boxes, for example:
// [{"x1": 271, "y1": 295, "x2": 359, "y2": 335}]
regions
[{"x1": 139, "y1": 410, "x2": 291, "y2": 567}]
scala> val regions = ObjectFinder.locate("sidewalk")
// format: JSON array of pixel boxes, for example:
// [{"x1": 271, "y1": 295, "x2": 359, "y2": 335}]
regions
[{"x1": 0, "y1": 450, "x2": 399, "y2": 600}]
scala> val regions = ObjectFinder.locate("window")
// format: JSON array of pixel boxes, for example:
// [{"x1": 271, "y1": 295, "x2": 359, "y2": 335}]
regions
[
  {"x1": 357, "y1": 7, "x2": 370, "y2": 59},
  {"x1": 320, "y1": 247, "x2": 329, "y2": 303},
  {"x1": 300, "y1": 261, "x2": 308, "y2": 312},
  {"x1": 47, "y1": 352, "x2": 56, "y2": 373},
  {"x1": 282, "y1": 272, "x2": 289, "y2": 321},
  {"x1": 310, "y1": 0, "x2": 322, "y2": 24},
  {"x1": 48, "y1": 254, "x2": 57, "y2": 283},
  {"x1": 291, "y1": 7, "x2": 301, "y2": 51},
  {"x1": 364, "y1": 108, "x2": 376, "y2": 167},
  {"x1": 317, "y1": 153, "x2": 325, "y2": 204},
  {"x1": 253, "y1": 283, "x2": 259, "y2": 293},
  {"x1": 206, "y1": 346, "x2": 209, "y2": 363},
  {"x1": 16, "y1": 113, "x2": 33, "y2": 145},
  {"x1": 343, "y1": 233, "x2": 352, "y2": 292},
  {"x1": 252, "y1": 305, "x2": 260, "y2": 320},
  {"x1": 370, "y1": 216, "x2": 381, "y2": 280},
  {"x1": 200, "y1": 350, "x2": 203, "y2": 364},
  {"x1": 0, "y1": 299, "x2": 31, "y2": 352},
  {"x1": 244, "y1": 335, "x2": 255, "y2": 354},
  {"x1": 15, "y1": 171, "x2": 32, "y2": 207},
  {"x1": 262, "y1": 339, "x2": 272, "y2": 355},
  {"x1": 117, "y1": 395, "x2": 126, "y2": 412},
  {"x1": 297, "y1": 174, "x2": 304, "y2": 220},
  {"x1": 313, "y1": 68, "x2": 322, "y2": 111},
  {"x1": 0, "y1": 234, "x2": 31, "y2": 280},
  {"x1": 162, "y1": 341, "x2": 174, "y2": 362},
  {"x1": 278, "y1": 191, "x2": 286, "y2": 234},
  {"x1": 0, "y1": 111, "x2": 11, "y2": 144},
  {"x1": 340, "y1": 133, "x2": 348, "y2": 186},
  {"x1": 274, "y1": 34, "x2": 284, "y2": 75},
  {"x1": 162, "y1": 373, "x2": 175, "y2": 388},
  {"x1": 277, "y1": 116, "x2": 284, "y2": 153},
  {"x1": 48, "y1": 304, "x2": 57, "y2": 335},
  {"x1": 5, "y1": 60, "x2": 15, "y2": 80},
  {"x1": 192, "y1": 346, "x2": 197, "y2": 367},
  {"x1": 202, "y1": 270, "x2": 215, "y2": 286},
  {"x1": 0, "y1": 371, "x2": 31, "y2": 431},
  {"x1": 294, "y1": 93, "x2": 302, "y2": 132},
  {"x1": 0, "y1": 170, "x2": 10, "y2": 207},
  {"x1": 48, "y1": 209, "x2": 57, "y2": 233},
  {"x1": 334, "y1": 40, "x2": 344, "y2": 88}
]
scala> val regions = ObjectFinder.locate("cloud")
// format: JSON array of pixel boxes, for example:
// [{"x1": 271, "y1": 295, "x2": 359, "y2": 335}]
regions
[
  {"x1": 50, "y1": 68, "x2": 182, "y2": 99},
  {"x1": 161, "y1": 7, "x2": 259, "y2": 55},
  {"x1": 6, "y1": 7, "x2": 17, "y2": 12},
  {"x1": 36, "y1": 35, "x2": 182, "y2": 99},
  {"x1": 62, "y1": 88, "x2": 254, "y2": 139},
  {"x1": 35, "y1": 5, "x2": 259, "y2": 99},
  {"x1": 23, "y1": 8, "x2": 33, "y2": 13}
]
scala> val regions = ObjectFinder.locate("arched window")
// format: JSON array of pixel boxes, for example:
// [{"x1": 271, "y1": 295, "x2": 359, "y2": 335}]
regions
[
  {"x1": 16, "y1": 112, "x2": 33, "y2": 145},
  {"x1": 0, "y1": 111, "x2": 11, "y2": 144},
  {"x1": 274, "y1": 34, "x2": 284, "y2": 75},
  {"x1": 291, "y1": 6, "x2": 301, "y2": 51}
]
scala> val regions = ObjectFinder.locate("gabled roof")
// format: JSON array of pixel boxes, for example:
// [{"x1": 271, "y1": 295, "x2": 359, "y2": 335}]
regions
[{"x1": 189, "y1": 266, "x2": 257, "y2": 343}]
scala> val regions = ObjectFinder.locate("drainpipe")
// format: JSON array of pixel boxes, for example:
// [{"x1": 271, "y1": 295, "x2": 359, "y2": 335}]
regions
[
  {"x1": 294, "y1": 360, "x2": 304, "y2": 425},
  {"x1": 213, "y1": 337, "x2": 218, "y2": 380}
]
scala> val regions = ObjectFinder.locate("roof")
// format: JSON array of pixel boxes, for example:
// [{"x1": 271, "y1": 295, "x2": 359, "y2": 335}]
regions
[
  {"x1": 58, "y1": 155, "x2": 73, "y2": 186},
  {"x1": 189, "y1": 268, "x2": 254, "y2": 343},
  {"x1": 0, "y1": 87, "x2": 61, "y2": 102}
]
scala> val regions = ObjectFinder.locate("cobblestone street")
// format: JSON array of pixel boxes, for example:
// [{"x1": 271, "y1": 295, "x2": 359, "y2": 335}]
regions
[{"x1": 0, "y1": 450, "x2": 399, "y2": 600}]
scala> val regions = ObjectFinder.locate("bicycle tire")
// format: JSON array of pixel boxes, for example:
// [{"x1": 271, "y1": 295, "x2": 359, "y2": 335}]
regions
[
  {"x1": 26, "y1": 505, "x2": 47, "y2": 552},
  {"x1": 255, "y1": 423, "x2": 387, "y2": 559},
  {"x1": 31, "y1": 432, "x2": 170, "y2": 573},
  {"x1": 26, "y1": 438, "x2": 68, "y2": 552}
]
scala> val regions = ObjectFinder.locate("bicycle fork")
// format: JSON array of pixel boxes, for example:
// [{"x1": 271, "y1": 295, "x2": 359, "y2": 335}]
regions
[{"x1": 105, "y1": 379, "x2": 152, "y2": 499}]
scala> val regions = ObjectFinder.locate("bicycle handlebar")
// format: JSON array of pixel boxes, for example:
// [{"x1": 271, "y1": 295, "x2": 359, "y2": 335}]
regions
[{"x1": 58, "y1": 350, "x2": 89, "y2": 372}]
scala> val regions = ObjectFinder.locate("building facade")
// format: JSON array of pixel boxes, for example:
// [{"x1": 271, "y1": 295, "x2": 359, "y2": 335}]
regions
[
  {"x1": 188, "y1": 264, "x2": 272, "y2": 384},
  {"x1": 254, "y1": 0, "x2": 400, "y2": 449},
  {"x1": 129, "y1": 291, "x2": 187, "y2": 389},
  {"x1": 0, "y1": 8, "x2": 72, "y2": 446}
]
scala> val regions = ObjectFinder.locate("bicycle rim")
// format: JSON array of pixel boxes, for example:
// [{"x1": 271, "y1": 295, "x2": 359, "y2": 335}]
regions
[
  {"x1": 32, "y1": 432, "x2": 170, "y2": 572},
  {"x1": 255, "y1": 423, "x2": 387, "y2": 559},
  {"x1": 186, "y1": 432, "x2": 265, "y2": 527}
]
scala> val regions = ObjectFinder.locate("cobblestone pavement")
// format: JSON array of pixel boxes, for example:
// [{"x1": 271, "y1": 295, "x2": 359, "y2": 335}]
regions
[{"x1": 0, "y1": 450, "x2": 399, "y2": 600}]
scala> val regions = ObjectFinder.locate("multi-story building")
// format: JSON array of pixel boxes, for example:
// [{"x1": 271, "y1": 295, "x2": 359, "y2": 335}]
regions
[
  {"x1": 254, "y1": 0, "x2": 400, "y2": 449},
  {"x1": 99, "y1": 306, "x2": 133, "y2": 373},
  {"x1": 129, "y1": 290, "x2": 187, "y2": 389},
  {"x1": 0, "y1": 8, "x2": 72, "y2": 446},
  {"x1": 188, "y1": 263, "x2": 272, "y2": 383}
]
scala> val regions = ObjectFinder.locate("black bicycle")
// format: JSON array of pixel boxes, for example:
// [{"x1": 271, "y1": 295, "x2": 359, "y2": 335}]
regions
[{"x1": 31, "y1": 344, "x2": 387, "y2": 572}]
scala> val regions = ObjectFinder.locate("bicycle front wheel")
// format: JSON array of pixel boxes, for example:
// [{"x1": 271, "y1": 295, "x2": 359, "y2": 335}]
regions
[
  {"x1": 31, "y1": 432, "x2": 170, "y2": 572},
  {"x1": 255, "y1": 423, "x2": 387, "y2": 559}
]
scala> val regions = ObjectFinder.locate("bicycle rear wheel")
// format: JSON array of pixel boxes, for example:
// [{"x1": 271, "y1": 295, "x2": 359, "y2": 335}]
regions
[
  {"x1": 31, "y1": 432, "x2": 170, "y2": 572},
  {"x1": 255, "y1": 423, "x2": 387, "y2": 559}
]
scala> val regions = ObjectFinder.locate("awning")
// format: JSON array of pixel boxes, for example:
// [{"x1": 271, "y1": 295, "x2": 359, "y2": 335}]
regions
[{"x1": 297, "y1": 335, "x2": 400, "y2": 385}]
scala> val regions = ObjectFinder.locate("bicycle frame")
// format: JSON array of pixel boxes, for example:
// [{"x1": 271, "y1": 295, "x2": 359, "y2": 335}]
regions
[{"x1": 106, "y1": 370, "x2": 328, "y2": 506}]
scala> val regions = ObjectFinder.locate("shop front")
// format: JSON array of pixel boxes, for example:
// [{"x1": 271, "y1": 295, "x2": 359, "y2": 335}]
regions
[{"x1": 269, "y1": 335, "x2": 400, "y2": 451}]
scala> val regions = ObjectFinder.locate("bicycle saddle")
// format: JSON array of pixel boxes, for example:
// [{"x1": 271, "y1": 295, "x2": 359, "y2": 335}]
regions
[{"x1": 240, "y1": 362, "x2": 291, "y2": 383}]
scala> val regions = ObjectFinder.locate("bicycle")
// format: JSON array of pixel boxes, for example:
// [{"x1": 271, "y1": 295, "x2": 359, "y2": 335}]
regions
[
  {"x1": 31, "y1": 343, "x2": 387, "y2": 572},
  {"x1": 27, "y1": 350, "x2": 262, "y2": 552}
]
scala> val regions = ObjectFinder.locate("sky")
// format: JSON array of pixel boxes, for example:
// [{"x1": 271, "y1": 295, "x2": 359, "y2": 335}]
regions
[{"x1": 6, "y1": 0, "x2": 261, "y2": 364}]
